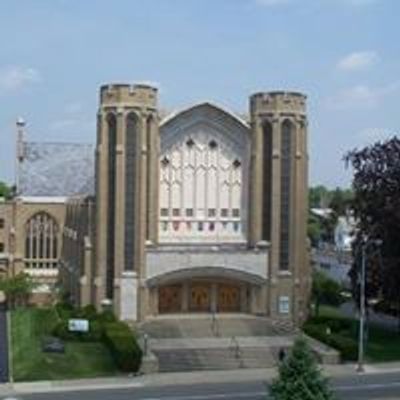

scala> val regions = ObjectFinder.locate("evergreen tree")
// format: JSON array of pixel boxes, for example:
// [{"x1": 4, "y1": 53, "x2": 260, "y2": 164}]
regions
[{"x1": 269, "y1": 337, "x2": 335, "y2": 400}]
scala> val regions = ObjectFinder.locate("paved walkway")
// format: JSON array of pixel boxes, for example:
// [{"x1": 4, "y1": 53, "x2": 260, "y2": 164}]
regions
[{"x1": 0, "y1": 305, "x2": 9, "y2": 383}]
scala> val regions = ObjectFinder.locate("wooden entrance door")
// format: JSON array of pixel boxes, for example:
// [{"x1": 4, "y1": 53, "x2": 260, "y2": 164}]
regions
[
  {"x1": 189, "y1": 283, "x2": 211, "y2": 312},
  {"x1": 159, "y1": 285, "x2": 182, "y2": 313},
  {"x1": 217, "y1": 284, "x2": 241, "y2": 312}
]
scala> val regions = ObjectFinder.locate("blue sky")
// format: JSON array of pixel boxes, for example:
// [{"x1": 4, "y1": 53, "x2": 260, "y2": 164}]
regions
[{"x1": 0, "y1": 0, "x2": 399, "y2": 187}]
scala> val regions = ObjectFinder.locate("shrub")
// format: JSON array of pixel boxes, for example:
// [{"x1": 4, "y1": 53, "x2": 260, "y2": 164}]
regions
[
  {"x1": 303, "y1": 321, "x2": 358, "y2": 361},
  {"x1": 97, "y1": 309, "x2": 117, "y2": 324},
  {"x1": 77, "y1": 304, "x2": 98, "y2": 320},
  {"x1": 103, "y1": 322, "x2": 142, "y2": 372},
  {"x1": 55, "y1": 302, "x2": 75, "y2": 320},
  {"x1": 329, "y1": 334, "x2": 358, "y2": 361}
]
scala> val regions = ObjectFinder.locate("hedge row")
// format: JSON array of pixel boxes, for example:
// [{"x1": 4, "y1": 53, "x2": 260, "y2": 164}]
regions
[
  {"x1": 303, "y1": 322, "x2": 358, "y2": 361},
  {"x1": 103, "y1": 322, "x2": 142, "y2": 372}
]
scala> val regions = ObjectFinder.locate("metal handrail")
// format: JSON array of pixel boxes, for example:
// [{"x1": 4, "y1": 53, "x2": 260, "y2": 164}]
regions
[
  {"x1": 210, "y1": 312, "x2": 220, "y2": 337},
  {"x1": 230, "y1": 336, "x2": 241, "y2": 359}
]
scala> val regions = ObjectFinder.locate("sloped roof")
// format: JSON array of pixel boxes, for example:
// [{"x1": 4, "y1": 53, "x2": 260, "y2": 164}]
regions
[
  {"x1": 160, "y1": 101, "x2": 250, "y2": 129},
  {"x1": 19, "y1": 141, "x2": 95, "y2": 197}
]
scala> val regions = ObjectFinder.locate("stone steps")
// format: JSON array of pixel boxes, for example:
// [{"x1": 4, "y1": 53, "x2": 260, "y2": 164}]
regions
[
  {"x1": 140, "y1": 315, "x2": 296, "y2": 339},
  {"x1": 139, "y1": 315, "x2": 301, "y2": 373},
  {"x1": 154, "y1": 346, "x2": 277, "y2": 373}
]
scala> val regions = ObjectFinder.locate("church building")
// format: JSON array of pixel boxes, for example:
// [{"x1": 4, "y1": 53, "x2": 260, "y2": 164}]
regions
[{"x1": 0, "y1": 83, "x2": 311, "y2": 325}]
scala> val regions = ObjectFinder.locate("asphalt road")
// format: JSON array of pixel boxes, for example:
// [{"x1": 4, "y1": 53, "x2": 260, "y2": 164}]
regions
[
  {"x1": 2, "y1": 371, "x2": 400, "y2": 400},
  {"x1": 0, "y1": 306, "x2": 8, "y2": 383}
]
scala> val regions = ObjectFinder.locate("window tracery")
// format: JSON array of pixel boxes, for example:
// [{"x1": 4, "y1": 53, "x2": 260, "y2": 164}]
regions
[
  {"x1": 159, "y1": 124, "x2": 249, "y2": 242},
  {"x1": 24, "y1": 212, "x2": 59, "y2": 269}
]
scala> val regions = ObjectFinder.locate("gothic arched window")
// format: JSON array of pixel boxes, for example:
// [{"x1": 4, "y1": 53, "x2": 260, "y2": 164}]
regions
[{"x1": 24, "y1": 212, "x2": 59, "y2": 269}]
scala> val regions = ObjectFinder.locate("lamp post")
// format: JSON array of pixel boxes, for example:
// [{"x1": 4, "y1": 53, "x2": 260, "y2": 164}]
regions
[{"x1": 357, "y1": 238, "x2": 382, "y2": 373}]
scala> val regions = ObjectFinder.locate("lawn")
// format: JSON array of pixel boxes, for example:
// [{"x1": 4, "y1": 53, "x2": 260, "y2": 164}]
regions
[
  {"x1": 11, "y1": 308, "x2": 119, "y2": 381},
  {"x1": 304, "y1": 305, "x2": 400, "y2": 363}
]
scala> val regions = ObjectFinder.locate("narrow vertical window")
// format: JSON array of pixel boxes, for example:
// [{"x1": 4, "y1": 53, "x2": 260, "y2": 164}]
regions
[
  {"x1": 106, "y1": 113, "x2": 117, "y2": 297},
  {"x1": 146, "y1": 115, "x2": 153, "y2": 240},
  {"x1": 125, "y1": 112, "x2": 137, "y2": 271},
  {"x1": 262, "y1": 121, "x2": 273, "y2": 241},
  {"x1": 280, "y1": 120, "x2": 292, "y2": 270}
]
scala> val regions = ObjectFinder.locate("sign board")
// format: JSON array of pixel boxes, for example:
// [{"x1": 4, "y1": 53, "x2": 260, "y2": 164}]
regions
[{"x1": 68, "y1": 319, "x2": 89, "y2": 333}]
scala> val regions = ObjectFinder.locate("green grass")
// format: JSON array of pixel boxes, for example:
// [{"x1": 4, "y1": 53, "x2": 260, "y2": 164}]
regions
[
  {"x1": 11, "y1": 308, "x2": 118, "y2": 382},
  {"x1": 305, "y1": 305, "x2": 400, "y2": 363}
]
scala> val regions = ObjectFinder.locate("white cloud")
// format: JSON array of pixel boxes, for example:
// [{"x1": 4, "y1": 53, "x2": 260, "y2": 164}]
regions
[
  {"x1": 255, "y1": 0, "x2": 292, "y2": 6},
  {"x1": 330, "y1": 85, "x2": 378, "y2": 109},
  {"x1": 328, "y1": 81, "x2": 400, "y2": 110},
  {"x1": 337, "y1": 51, "x2": 378, "y2": 71},
  {"x1": 0, "y1": 66, "x2": 41, "y2": 91}
]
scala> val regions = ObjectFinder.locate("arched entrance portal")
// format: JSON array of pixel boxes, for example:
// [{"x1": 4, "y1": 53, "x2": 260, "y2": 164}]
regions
[{"x1": 158, "y1": 279, "x2": 249, "y2": 314}]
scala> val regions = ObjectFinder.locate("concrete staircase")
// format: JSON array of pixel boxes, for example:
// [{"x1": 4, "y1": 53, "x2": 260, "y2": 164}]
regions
[
  {"x1": 154, "y1": 346, "x2": 276, "y2": 372},
  {"x1": 139, "y1": 315, "x2": 298, "y2": 373}
]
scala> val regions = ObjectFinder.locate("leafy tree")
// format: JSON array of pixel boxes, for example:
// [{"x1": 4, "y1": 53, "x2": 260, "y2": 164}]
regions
[
  {"x1": 311, "y1": 270, "x2": 344, "y2": 317},
  {"x1": 308, "y1": 186, "x2": 353, "y2": 246},
  {"x1": 329, "y1": 187, "x2": 353, "y2": 216},
  {"x1": 0, "y1": 181, "x2": 15, "y2": 200},
  {"x1": 308, "y1": 214, "x2": 322, "y2": 247},
  {"x1": 269, "y1": 337, "x2": 335, "y2": 400},
  {"x1": 0, "y1": 273, "x2": 36, "y2": 308},
  {"x1": 345, "y1": 137, "x2": 400, "y2": 325},
  {"x1": 309, "y1": 185, "x2": 330, "y2": 209}
]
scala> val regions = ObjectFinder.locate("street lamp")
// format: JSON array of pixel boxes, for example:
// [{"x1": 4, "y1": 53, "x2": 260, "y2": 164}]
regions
[{"x1": 357, "y1": 238, "x2": 382, "y2": 373}]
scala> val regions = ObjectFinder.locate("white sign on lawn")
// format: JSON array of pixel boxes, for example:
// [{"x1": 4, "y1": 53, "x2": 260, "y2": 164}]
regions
[{"x1": 68, "y1": 319, "x2": 89, "y2": 333}]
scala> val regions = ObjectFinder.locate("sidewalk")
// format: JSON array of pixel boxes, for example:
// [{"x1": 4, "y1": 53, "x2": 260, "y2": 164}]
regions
[{"x1": 2, "y1": 362, "x2": 400, "y2": 396}]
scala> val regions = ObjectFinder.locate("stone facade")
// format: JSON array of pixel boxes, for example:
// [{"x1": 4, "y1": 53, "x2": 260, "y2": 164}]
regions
[
  {"x1": 0, "y1": 82, "x2": 311, "y2": 326},
  {"x1": 0, "y1": 197, "x2": 66, "y2": 304}
]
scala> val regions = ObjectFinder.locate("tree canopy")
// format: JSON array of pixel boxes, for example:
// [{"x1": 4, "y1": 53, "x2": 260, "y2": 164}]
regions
[
  {"x1": 0, "y1": 181, "x2": 14, "y2": 199},
  {"x1": 308, "y1": 185, "x2": 353, "y2": 246},
  {"x1": 345, "y1": 137, "x2": 400, "y2": 312},
  {"x1": 311, "y1": 270, "x2": 344, "y2": 317}
]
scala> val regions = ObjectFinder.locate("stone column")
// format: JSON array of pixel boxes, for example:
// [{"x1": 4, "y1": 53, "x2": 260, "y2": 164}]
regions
[
  {"x1": 248, "y1": 118, "x2": 263, "y2": 247},
  {"x1": 113, "y1": 110, "x2": 126, "y2": 315},
  {"x1": 94, "y1": 113, "x2": 109, "y2": 309}
]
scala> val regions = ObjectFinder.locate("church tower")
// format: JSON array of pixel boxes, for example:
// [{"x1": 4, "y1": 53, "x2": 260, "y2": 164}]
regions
[
  {"x1": 95, "y1": 83, "x2": 159, "y2": 320},
  {"x1": 249, "y1": 91, "x2": 310, "y2": 323}
]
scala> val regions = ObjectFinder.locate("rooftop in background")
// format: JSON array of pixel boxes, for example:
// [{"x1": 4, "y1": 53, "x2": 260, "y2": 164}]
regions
[{"x1": 18, "y1": 141, "x2": 95, "y2": 197}]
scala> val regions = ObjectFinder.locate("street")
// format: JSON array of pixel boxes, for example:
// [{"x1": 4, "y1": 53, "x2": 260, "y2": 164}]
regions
[{"x1": 2, "y1": 371, "x2": 400, "y2": 400}]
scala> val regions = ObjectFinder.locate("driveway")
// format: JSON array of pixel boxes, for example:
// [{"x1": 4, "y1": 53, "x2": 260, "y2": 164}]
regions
[{"x1": 0, "y1": 303, "x2": 9, "y2": 383}]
